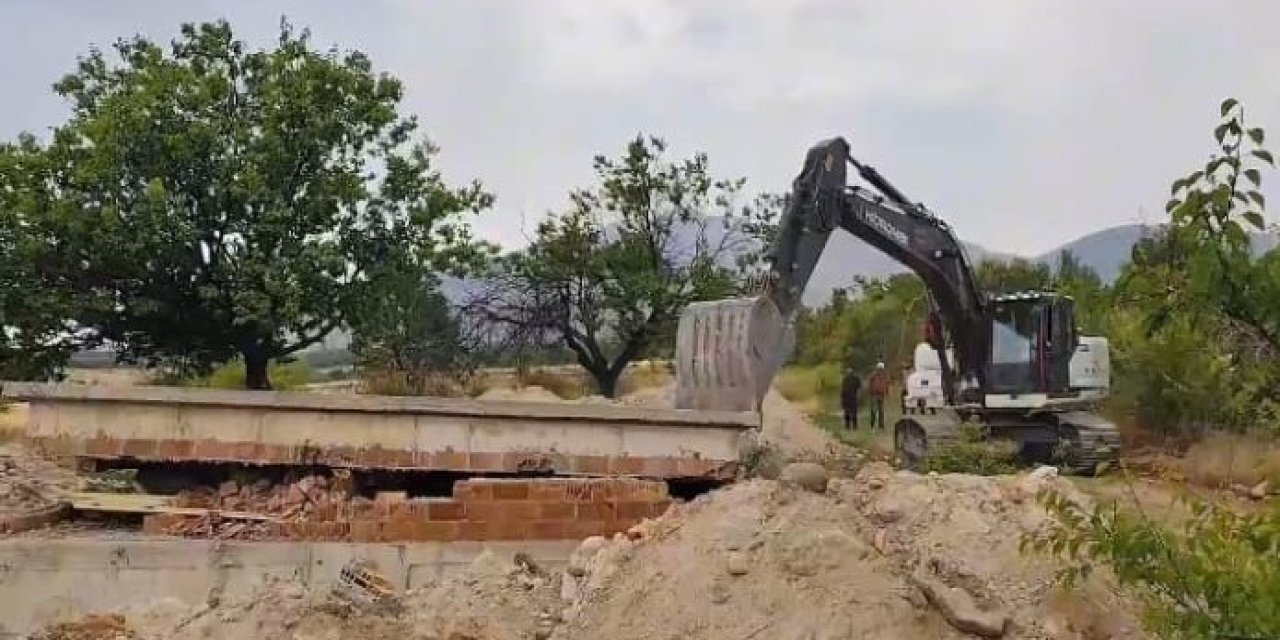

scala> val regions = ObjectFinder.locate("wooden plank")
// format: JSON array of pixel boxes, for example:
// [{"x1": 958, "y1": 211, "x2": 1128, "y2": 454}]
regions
[{"x1": 68, "y1": 492, "x2": 279, "y2": 521}]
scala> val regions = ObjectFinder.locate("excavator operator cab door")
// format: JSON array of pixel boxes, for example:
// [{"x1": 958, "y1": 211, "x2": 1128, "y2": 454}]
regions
[{"x1": 985, "y1": 292, "x2": 1076, "y2": 402}]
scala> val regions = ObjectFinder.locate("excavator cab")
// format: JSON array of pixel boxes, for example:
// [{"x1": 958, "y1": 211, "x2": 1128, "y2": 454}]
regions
[{"x1": 984, "y1": 292, "x2": 1077, "y2": 402}]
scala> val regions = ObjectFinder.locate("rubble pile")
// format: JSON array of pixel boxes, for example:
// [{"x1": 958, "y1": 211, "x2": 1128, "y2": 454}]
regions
[
  {"x1": 28, "y1": 613, "x2": 137, "y2": 640},
  {"x1": 147, "y1": 472, "x2": 359, "y2": 540}
]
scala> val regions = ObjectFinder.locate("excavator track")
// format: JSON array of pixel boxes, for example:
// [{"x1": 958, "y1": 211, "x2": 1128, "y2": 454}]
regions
[
  {"x1": 1054, "y1": 410, "x2": 1122, "y2": 475},
  {"x1": 893, "y1": 409, "x2": 963, "y2": 472}
]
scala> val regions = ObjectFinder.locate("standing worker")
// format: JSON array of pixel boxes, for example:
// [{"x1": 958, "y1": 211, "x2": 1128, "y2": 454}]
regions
[
  {"x1": 867, "y1": 362, "x2": 889, "y2": 430},
  {"x1": 840, "y1": 365, "x2": 861, "y2": 430}
]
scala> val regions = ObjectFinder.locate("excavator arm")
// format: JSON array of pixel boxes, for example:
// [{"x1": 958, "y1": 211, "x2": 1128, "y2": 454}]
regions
[{"x1": 674, "y1": 137, "x2": 990, "y2": 412}]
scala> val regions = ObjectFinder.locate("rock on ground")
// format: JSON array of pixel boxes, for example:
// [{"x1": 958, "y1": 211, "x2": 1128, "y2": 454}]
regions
[{"x1": 779, "y1": 462, "x2": 829, "y2": 493}]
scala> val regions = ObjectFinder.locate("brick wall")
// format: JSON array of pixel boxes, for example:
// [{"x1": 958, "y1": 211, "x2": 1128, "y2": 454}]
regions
[{"x1": 142, "y1": 476, "x2": 672, "y2": 542}]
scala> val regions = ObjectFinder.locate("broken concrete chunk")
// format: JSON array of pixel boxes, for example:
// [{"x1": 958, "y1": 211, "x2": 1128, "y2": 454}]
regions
[{"x1": 909, "y1": 573, "x2": 1009, "y2": 638}]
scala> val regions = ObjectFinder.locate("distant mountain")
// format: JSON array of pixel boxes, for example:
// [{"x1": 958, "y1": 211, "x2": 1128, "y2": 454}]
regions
[
  {"x1": 1034, "y1": 224, "x2": 1157, "y2": 283},
  {"x1": 295, "y1": 219, "x2": 1280, "y2": 353}
]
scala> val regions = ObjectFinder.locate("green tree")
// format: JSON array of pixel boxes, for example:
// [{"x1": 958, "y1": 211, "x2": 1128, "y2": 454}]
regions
[
  {"x1": 793, "y1": 274, "x2": 926, "y2": 371},
  {"x1": 476, "y1": 135, "x2": 744, "y2": 397},
  {"x1": 23, "y1": 19, "x2": 490, "y2": 389},
  {"x1": 348, "y1": 269, "x2": 475, "y2": 380},
  {"x1": 0, "y1": 136, "x2": 87, "y2": 379},
  {"x1": 1024, "y1": 100, "x2": 1280, "y2": 640},
  {"x1": 974, "y1": 257, "x2": 1053, "y2": 293}
]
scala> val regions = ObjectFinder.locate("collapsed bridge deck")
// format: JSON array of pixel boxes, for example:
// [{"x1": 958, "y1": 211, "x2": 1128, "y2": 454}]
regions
[{"x1": 2, "y1": 382, "x2": 760, "y2": 481}]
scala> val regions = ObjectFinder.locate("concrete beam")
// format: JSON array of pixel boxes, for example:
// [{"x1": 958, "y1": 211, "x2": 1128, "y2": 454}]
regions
[{"x1": 3, "y1": 382, "x2": 759, "y2": 480}]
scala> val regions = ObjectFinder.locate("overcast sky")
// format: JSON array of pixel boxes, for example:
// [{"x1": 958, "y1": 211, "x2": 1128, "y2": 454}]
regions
[{"x1": 2, "y1": 1, "x2": 1277, "y2": 256}]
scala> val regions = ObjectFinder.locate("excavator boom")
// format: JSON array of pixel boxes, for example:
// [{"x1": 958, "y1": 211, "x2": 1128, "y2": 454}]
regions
[{"x1": 674, "y1": 137, "x2": 990, "y2": 412}]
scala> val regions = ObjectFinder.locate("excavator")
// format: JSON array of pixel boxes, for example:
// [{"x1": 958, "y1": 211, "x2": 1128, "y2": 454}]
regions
[{"x1": 673, "y1": 137, "x2": 1119, "y2": 474}]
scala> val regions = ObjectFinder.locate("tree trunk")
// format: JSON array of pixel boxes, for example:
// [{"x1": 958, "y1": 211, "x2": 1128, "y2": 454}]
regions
[
  {"x1": 242, "y1": 347, "x2": 273, "y2": 391},
  {"x1": 594, "y1": 368, "x2": 622, "y2": 399}
]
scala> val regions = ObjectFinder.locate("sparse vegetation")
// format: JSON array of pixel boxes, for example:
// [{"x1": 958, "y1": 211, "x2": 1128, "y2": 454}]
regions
[
  {"x1": 1021, "y1": 99, "x2": 1280, "y2": 639},
  {"x1": 923, "y1": 424, "x2": 1021, "y2": 475}
]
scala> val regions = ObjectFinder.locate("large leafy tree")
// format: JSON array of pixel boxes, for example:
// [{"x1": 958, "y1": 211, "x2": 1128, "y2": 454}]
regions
[
  {"x1": 348, "y1": 268, "x2": 477, "y2": 382},
  {"x1": 24, "y1": 19, "x2": 490, "y2": 389},
  {"x1": 0, "y1": 136, "x2": 90, "y2": 380},
  {"x1": 475, "y1": 135, "x2": 747, "y2": 397}
]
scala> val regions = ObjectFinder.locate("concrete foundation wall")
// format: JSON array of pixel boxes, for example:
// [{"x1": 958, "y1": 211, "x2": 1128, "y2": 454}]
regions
[
  {"x1": 3, "y1": 383, "x2": 759, "y2": 479},
  {"x1": 0, "y1": 538, "x2": 577, "y2": 636}
]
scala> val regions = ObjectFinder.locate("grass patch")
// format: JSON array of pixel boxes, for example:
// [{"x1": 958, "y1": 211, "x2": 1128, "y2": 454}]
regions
[
  {"x1": 1180, "y1": 432, "x2": 1280, "y2": 489},
  {"x1": 149, "y1": 358, "x2": 314, "y2": 390},
  {"x1": 775, "y1": 363, "x2": 842, "y2": 413},
  {"x1": 812, "y1": 412, "x2": 895, "y2": 460},
  {"x1": 359, "y1": 369, "x2": 490, "y2": 397}
]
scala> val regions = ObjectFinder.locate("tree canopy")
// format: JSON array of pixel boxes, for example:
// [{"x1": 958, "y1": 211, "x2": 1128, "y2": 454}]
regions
[
  {"x1": 5, "y1": 19, "x2": 491, "y2": 388},
  {"x1": 473, "y1": 135, "x2": 748, "y2": 397}
]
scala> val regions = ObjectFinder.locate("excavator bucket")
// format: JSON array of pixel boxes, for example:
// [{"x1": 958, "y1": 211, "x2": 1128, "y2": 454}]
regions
[{"x1": 673, "y1": 295, "x2": 794, "y2": 413}]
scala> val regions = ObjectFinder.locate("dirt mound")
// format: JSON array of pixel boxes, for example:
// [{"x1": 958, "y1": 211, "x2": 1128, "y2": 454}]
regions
[{"x1": 553, "y1": 466, "x2": 1145, "y2": 640}]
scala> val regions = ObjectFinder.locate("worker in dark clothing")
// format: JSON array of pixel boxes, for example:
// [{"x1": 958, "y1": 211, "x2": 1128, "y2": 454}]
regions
[
  {"x1": 840, "y1": 366, "x2": 861, "y2": 430},
  {"x1": 867, "y1": 362, "x2": 889, "y2": 430}
]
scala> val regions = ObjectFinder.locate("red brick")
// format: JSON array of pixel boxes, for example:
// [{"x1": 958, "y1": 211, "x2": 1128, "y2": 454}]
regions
[
  {"x1": 427, "y1": 500, "x2": 465, "y2": 521},
  {"x1": 487, "y1": 520, "x2": 530, "y2": 541},
  {"x1": 193, "y1": 439, "x2": 232, "y2": 460},
  {"x1": 457, "y1": 521, "x2": 489, "y2": 541},
  {"x1": 573, "y1": 455, "x2": 610, "y2": 475},
  {"x1": 538, "y1": 501, "x2": 574, "y2": 520},
  {"x1": 351, "y1": 520, "x2": 383, "y2": 543},
  {"x1": 576, "y1": 502, "x2": 616, "y2": 521},
  {"x1": 384, "y1": 449, "x2": 414, "y2": 468},
  {"x1": 641, "y1": 457, "x2": 679, "y2": 478},
  {"x1": 85, "y1": 437, "x2": 120, "y2": 457},
  {"x1": 455, "y1": 481, "x2": 496, "y2": 502},
  {"x1": 462, "y1": 501, "x2": 496, "y2": 522},
  {"x1": 229, "y1": 441, "x2": 261, "y2": 461},
  {"x1": 675, "y1": 456, "x2": 711, "y2": 477},
  {"x1": 615, "y1": 501, "x2": 653, "y2": 520},
  {"x1": 564, "y1": 481, "x2": 600, "y2": 503},
  {"x1": 609, "y1": 456, "x2": 646, "y2": 475},
  {"x1": 492, "y1": 500, "x2": 541, "y2": 520},
  {"x1": 528, "y1": 480, "x2": 567, "y2": 502},
  {"x1": 156, "y1": 439, "x2": 195, "y2": 460},
  {"x1": 383, "y1": 519, "x2": 415, "y2": 541},
  {"x1": 431, "y1": 450, "x2": 469, "y2": 470},
  {"x1": 650, "y1": 500, "x2": 673, "y2": 518},
  {"x1": 566, "y1": 520, "x2": 607, "y2": 539},
  {"x1": 259, "y1": 444, "x2": 293, "y2": 464},
  {"x1": 528, "y1": 520, "x2": 569, "y2": 539},
  {"x1": 468, "y1": 452, "x2": 506, "y2": 472},
  {"x1": 491, "y1": 481, "x2": 530, "y2": 501},
  {"x1": 120, "y1": 438, "x2": 155, "y2": 458},
  {"x1": 420, "y1": 521, "x2": 458, "y2": 541}
]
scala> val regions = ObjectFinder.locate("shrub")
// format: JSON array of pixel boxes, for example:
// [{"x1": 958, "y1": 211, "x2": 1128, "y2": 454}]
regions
[
  {"x1": 1023, "y1": 488, "x2": 1280, "y2": 639},
  {"x1": 199, "y1": 358, "x2": 312, "y2": 390},
  {"x1": 359, "y1": 369, "x2": 488, "y2": 398}
]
